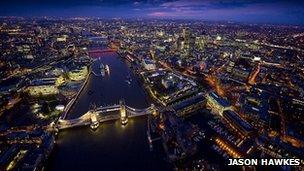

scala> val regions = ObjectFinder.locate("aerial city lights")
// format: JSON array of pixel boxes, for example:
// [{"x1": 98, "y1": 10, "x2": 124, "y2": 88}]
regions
[{"x1": 0, "y1": 0, "x2": 304, "y2": 170}]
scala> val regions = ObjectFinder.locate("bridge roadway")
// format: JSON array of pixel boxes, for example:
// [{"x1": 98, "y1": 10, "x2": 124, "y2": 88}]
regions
[
  {"x1": 56, "y1": 104, "x2": 154, "y2": 130},
  {"x1": 89, "y1": 49, "x2": 116, "y2": 53}
]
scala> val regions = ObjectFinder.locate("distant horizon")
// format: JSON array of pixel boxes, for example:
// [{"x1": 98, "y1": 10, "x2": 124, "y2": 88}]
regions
[
  {"x1": 1, "y1": 15, "x2": 304, "y2": 27},
  {"x1": 0, "y1": 0, "x2": 303, "y2": 25}
]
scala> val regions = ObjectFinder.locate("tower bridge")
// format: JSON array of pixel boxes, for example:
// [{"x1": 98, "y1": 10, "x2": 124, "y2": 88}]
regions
[{"x1": 56, "y1": 100, "x2": 157, "y2": 130}]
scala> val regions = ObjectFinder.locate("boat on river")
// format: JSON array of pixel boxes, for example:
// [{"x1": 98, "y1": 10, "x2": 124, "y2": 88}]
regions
[
  {"x1": 105, "y1": 64, "x2": 110, "y2": 75},
  {"x1": 100, "y1": 63, "x2": 105, "y2": 76}
]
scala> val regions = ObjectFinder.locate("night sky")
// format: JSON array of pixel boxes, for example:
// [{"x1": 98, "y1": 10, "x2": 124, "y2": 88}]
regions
[{"x1": 0, "y1": 0, "x2": 303, "y2": 25}]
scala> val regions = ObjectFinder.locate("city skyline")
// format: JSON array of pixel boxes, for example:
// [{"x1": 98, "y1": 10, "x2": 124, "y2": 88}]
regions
[
  {"x1": 1, "y1": 0, "x2": 304, "y2": 25},
  {"x1": 0, "y1": 1, "x2": 304, "y2": 171}
]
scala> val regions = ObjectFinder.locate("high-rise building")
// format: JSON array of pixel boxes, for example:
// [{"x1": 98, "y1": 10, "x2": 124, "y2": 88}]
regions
[
  {"x1": 177, "y1": 37, "x2": 184, "y2": 51},
  {"x1": 182, "y1": 28, "x2": 190, "y2": 50},
  {"x1": 189, "y1": 35, "x2": 196, "y2": 57}
]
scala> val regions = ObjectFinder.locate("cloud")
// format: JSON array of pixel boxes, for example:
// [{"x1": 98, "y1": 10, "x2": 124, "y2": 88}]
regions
[
  {"x1": 0, "y1": 0, "x2": 303, "y2": 25},
  {"x1": 146, "y1": 0, "x2": 304, "y2": 25},
  {"x1": 148, "y1": 12, "x2": 168, "y2": 17}
]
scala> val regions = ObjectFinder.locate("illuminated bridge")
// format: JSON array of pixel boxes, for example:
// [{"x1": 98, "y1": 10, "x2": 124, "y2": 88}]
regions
[
  {"x1": 89, "y1": 49, "x2": 116, "y2": 53},
  {"x1": 56, "y1": 100, "x2": 157, "y2": 130},
  {"x1": 88, "y1": 49, "x2": 117, "y2": 58}
]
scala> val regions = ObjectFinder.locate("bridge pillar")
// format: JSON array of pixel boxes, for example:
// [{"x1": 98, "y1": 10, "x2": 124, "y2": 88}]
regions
[
  {"x1": 89, "y1": 111, "x2": 100, "y2": 130},
  {"x1": 120, "y1": 100, "x2": 128, "y2": 125},
  {"x1": 151, "y1": 104, "x2": 159, "y2": 116}
]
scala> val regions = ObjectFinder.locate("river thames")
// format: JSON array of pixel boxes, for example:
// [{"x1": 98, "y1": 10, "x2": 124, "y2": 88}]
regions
[{"x1": 47, "y1": 52, "x2": 170, "y2": 170}]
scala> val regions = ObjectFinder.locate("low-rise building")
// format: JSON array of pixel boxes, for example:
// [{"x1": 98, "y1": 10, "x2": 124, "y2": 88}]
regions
[
  {"x1": 206, "y1": 92, "x2": 232, "y2": 115},
  {"x1": 68, "y1": 66, "x2": 88, "y2": 81},
  {"x1": 26, "y1": 78, "x2": 59, "y2": 96},
  {"x1": 171, "y1": 93, "x2": 206, "y2": 117},
  {"x1": 223, "y1": 110, "x2": 255, "y2": 137},
  {"x1": 161, "y1": 77, "x2": 175, "y2": 89},
  {"x1": 142, "y1": 58, "x2": 156, "y2": 70}
]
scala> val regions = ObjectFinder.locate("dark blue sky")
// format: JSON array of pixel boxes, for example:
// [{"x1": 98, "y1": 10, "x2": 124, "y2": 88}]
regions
[{"x1": 0, "y1": 0, "x2": 303, "y2": 25}]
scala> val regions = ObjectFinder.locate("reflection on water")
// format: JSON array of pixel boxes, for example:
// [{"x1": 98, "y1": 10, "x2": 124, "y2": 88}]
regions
[{"x1": 47, "y1": 53, "x2": 169, "y2": 171}]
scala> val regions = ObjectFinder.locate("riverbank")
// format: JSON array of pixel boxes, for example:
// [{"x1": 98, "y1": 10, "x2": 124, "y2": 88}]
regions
[
  {"x1": 47, "y1": 52, "x2": 170, "y2": 171},
  {"x1": 60, "y1": 67, "x2": 92, "y2": 120}
]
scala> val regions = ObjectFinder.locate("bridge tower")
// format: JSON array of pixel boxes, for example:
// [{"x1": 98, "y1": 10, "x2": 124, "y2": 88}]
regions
[
  {"x1": 89, "y1": 111, "x2": 99, "y2": 130},
  {"x1": 120, "y1": 100, "x2": 128, "y2": 125},
  {"x1": 151, "y1": 104, "x2": 159, "y2": 116}
]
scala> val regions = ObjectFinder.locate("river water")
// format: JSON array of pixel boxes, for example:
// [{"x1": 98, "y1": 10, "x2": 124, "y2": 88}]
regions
[{"x1": 47, "y1": 52, "x2": 170, "y2": 170}]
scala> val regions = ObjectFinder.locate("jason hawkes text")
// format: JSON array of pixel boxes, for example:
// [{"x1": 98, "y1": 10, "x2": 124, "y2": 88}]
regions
[{"x1": 228, "y1": 158, "x2": 301, "y2": 166}]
